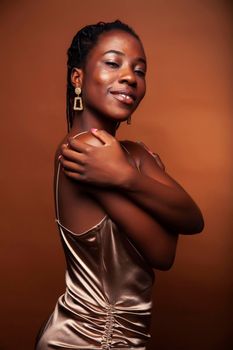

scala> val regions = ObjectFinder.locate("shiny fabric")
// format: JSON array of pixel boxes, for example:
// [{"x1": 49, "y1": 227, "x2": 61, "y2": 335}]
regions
[{"x1": 36, "y1": 142, "x2": 155, "y2": 350}]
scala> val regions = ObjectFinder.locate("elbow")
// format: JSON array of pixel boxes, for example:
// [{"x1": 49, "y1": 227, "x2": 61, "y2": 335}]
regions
[
  {"x1": 156, "y1": 259, "x2": 175, "y2": 271},
  {"x1": 185, "y1": 211, "x2": 205, "y2": 235},
  {"x1": 194, "y1": 215, "x2": 205, "y2": 233},
  {"x1": 149, "y1": 251, "x2": 177, "y2": 271},
  {"x1": 178, "y1": 204, "x2": 205, "y2": 235},
  {"x1": 147, "y1": 232, "x2": 178, "y2": 270},
  {"x1": 151, "y1": 257, "x2": 175, "y2": 271}
]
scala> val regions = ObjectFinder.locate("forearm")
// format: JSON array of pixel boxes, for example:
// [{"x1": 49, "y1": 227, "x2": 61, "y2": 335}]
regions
[
  {"x1": 88, "y1": 186, "x2": 178, "y2": 270},
  {"x1": 118, "y1": 167, "x2": 204, "y2": 234},
  {"x1": 61, "y1": 132, "x2": 204, "y2": 234}
]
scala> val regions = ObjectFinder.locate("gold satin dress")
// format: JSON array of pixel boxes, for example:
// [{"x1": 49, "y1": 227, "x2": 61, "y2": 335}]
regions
[{"x1": 35, "y1": 143, "x2": 155, "y2": 350}]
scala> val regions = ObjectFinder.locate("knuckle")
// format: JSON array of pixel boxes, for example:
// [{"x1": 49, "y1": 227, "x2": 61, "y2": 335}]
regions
[
  {"x1": 85, "y1": 145, "x2": 92, "y2": 154},
  {"x1": 61, "y1": 145, "x2": 67, "y2": 154},
  {"x1": 61, "y1": 148, "x2": 67, "y2": 157},
  {"x1": 69, "y1": 138, "x2": 75, "y2": 147},
  {"x1": 69, "y1": 138, "x2": 78, "y2": 149}
]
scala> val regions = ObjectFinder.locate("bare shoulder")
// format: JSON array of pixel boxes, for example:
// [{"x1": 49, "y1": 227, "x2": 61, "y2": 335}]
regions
[
  {"x1": 71, "y1": 130, "x2": 104, "y2": 147},
  {"x1": 120, "y1": 139, "x2": 166, "y2": 171},
  {"x1": 54, "y1": 131, "x2": 103, "y2": 161}
]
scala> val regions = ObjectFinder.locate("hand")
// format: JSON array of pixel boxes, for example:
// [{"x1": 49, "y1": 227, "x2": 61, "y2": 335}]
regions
[{"x1": 60, "y1": 129, "x2": 134, "y2": 187}]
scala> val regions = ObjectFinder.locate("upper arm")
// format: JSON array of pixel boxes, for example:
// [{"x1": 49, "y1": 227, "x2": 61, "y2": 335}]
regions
[{"x1": 121, "y1": 140, "x2": 183, "y2": 190}]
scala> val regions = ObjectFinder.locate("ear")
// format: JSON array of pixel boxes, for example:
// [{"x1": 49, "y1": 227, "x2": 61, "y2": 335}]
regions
[{"x1": 71, "y1": 68, "x2": 84, "y2": 88}]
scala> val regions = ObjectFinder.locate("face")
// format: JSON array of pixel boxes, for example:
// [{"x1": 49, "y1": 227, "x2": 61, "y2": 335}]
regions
[{"x1": 79, "y1": 30, "x2": 147, "y2": 122}]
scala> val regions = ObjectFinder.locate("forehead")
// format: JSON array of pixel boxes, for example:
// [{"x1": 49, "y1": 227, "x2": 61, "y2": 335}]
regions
[{"x1": 88, "y1": 30, "x2": 146, "y2": 61}]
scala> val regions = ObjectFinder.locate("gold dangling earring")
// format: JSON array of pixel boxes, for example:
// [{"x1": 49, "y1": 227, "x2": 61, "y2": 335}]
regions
[
  {"x1": 73, "y1": 87, "x2": 83, "y2": 111},
  {"x1": 127, "y1": 115, "x2": 131, "y2": 125}
]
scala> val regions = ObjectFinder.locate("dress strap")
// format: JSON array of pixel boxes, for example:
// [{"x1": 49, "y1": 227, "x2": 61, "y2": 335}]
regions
[
  {"x1": 137, "y1": 141, "x2": 166, "y2": 171},
  {"x1": 55, "y1": 130, "x2": 89, "y2": 221},
  {"x1": 120, "y1": 143, "x2": 141, "y2": 172}
]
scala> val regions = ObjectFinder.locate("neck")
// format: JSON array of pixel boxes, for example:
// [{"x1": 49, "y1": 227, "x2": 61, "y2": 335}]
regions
[{"x1": 71, "y1": 111, "x2": 120, "y2": 136}]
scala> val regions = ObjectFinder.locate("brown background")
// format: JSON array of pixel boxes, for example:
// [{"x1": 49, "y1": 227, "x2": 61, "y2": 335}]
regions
[{"x1": 0, "y1": 0, "x2": 232, "y2": 349}]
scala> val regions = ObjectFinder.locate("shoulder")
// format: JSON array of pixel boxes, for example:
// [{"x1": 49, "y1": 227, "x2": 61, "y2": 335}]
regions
[
  {"x1": 70, "y1": 130, "x2": 104, "y2": 147},
  {"x1": 120, "y1": 140, "x2": 166, "y2": 171},
  {"x1": 55, "y1": 131, "x2": 103, "y2": 159}
]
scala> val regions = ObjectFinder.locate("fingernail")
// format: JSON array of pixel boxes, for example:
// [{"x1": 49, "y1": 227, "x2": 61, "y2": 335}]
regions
[
  {"x1": 58, "y1": 155, "x2": 62, "y2": 160},
  {"x1": 91, "y1": 128, "x2": 98, "y2": 132}
]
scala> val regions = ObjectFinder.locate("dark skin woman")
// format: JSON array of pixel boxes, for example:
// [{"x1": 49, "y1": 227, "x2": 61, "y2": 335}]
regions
[{"x1": 35, "y1": 21, "x2": 204, "y2": 350}]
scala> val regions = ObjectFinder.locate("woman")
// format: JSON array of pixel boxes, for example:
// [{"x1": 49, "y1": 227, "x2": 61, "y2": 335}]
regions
[{"x1": 36, "y1": 20, "x2": 204, "y2": 350}]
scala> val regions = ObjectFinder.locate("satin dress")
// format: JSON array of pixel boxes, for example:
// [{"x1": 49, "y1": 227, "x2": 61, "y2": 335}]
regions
[{"x1": 35, "y1": 139, "x2": 155, "y2": 350}]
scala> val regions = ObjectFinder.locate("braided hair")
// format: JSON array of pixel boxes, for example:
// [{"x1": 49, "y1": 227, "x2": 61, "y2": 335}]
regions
[{"x1": 66, "y1": 20, "x2": 141, "y2": 131}]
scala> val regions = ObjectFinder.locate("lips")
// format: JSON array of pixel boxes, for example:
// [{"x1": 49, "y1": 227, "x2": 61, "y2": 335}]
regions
[{"x1": 110, "y1": 90, "x2": 136, "y2": 105}]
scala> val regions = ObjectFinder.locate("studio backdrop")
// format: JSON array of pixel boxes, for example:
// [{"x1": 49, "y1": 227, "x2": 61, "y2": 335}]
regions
[{"x1": 0, "y1": 0, "x2": 232, "y2": 349}]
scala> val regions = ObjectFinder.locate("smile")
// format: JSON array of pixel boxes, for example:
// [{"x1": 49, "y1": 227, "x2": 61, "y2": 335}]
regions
[{"x1": 110, "y1": 92, "x2": 135, "y2": 105}]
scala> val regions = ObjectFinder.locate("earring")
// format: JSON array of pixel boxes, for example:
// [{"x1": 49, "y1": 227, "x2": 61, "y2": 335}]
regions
[
  {"x1": 127, "y1": 116, "x2": 131, "y2": 125},
  {"x1": 73, "y1": 87, "x2": 83, "y2": 111}
]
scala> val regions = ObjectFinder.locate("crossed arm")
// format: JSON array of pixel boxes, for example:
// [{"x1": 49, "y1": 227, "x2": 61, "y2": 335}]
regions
[{"x1": 59, "y1": 129, "x2": 204, "y2": 268}]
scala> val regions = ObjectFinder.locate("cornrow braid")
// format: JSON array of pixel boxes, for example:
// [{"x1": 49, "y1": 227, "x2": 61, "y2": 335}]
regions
[{"x1": 66, "y1": 20, "x2": 141, "y2": 131}]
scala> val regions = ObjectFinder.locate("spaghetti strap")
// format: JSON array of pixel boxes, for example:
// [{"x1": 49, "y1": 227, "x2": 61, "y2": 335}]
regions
[
  {"x1": 137, "y1": 140, "x2": 166, "y2": 171},
  {"x1": 120, "y1": 142, "x2": 141, "y2": 172},
  {"x1": 55, "y1": 130, "x2": 89, "y2": 222}
]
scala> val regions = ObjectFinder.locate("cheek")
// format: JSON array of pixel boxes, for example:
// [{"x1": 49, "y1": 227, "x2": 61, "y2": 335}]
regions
[
  {"x1": 82, "y1": 74, "x2": 109, "y2": 108},
  {"x1": 84, "y1": 69, "x2": 111, "y2": 95},
  {"x1": 93, "y1": 68, "x2": 115, "y2": 90}
]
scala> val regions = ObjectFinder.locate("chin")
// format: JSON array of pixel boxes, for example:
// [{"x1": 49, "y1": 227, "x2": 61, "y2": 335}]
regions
[{"x1": 104, "y1": 110, "x2": 132, "y2": 122}]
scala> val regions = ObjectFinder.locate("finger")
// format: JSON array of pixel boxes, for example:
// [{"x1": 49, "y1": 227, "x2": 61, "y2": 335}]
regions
[
  {"x1": 63, "y1": 169, "x2": 86, "y2": 182},
  {"x1": 61, "y1": 145, "x2": 85, "y2": 164},
  {"x1": 67, "y1": 138, "x2": 92, "y2": 153},
  {"x1": 91, "y1": 128, "x2": 114, "y2": 145},
  {"x1": 60, "y1": 158, "x2": 85, "y2": 174}
]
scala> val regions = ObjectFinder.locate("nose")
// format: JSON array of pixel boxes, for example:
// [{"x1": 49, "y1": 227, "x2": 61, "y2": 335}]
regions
[{"x1": 118, "y1": 65, "x2": 137, "y2": 87}]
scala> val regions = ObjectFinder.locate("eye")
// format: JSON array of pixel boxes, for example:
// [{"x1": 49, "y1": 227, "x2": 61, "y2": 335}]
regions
[
  {"x1": 105, "y1": 61, "x2": 119, "y2": 68},
  {"x1": 134, "y1": 68, "x2": 146, "y2": 77}
]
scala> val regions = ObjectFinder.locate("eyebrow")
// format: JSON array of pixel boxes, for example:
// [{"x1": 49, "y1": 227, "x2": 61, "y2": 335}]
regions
[{"x1": 103, "y1": 50, "x2": 147, "y2": 65}]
